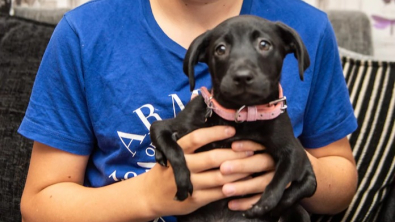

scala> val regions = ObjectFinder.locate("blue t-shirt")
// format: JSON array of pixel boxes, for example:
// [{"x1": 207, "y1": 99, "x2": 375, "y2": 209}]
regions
[{"x1": 18, "y1": 0, "x2": 357, "y2": 221}]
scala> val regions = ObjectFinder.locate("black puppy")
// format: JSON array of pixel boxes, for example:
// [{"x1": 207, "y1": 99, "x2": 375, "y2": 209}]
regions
[{"x1": 150, "y1": 15, "x2": 317, "y2": 222}]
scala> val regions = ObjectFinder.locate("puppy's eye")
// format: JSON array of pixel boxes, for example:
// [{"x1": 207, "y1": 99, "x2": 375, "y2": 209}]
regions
[
  {"x1": 215, "y1": 44, "x2": 226, "y2": 56},
  {"x1": 259, "y1": 40, "x2": 271, "y2": 51}
]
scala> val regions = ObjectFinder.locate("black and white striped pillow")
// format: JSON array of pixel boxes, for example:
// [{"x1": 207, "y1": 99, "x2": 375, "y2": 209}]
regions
[{"x1": 311, "y1": 56, "x2": 395, "y2": 222}]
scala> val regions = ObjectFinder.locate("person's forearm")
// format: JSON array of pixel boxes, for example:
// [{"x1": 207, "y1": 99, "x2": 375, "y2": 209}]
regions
[
  {"x1": 21, "y1": 174, "x2": 156, "y2": 222},
  {"x1": 301, "y1": 153, "x2": 358, "y2": 214}
]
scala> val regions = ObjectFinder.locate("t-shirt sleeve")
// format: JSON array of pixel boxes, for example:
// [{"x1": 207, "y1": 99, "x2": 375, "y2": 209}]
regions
[
  {"x1": 299, "y1": 19, "x2": 358, "y2": 149},
  {"x1": 18, "y1": 16, "x2": 94, "y2": 155}
]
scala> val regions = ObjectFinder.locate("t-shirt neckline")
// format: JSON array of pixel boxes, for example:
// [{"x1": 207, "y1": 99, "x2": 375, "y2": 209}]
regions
[{"x1": 141, "y1": 0, "x2": 253, "y2": 56}]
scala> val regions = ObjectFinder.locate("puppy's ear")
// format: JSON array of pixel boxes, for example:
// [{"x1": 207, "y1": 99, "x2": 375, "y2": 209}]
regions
[
  {"x1": 183, "y1": 31, "x2": 211, "y2": 91},
  {"x1": 275, "y1": 22, "x2": 310, "y2": 80}
]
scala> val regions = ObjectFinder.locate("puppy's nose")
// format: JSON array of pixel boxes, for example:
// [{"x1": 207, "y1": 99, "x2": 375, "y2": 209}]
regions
[{"x1": 233, "y1": 70, "x2": 254, "y2": 85}]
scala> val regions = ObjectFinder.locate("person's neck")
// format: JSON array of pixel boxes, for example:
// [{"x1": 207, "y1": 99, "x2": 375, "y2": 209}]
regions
[{"x1": 150, "y1": 0, "x2": 243, "y2": 49}]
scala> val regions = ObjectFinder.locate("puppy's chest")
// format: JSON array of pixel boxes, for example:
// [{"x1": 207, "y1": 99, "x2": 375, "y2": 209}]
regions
[{"x1": 196, "y1": 116, "x2": 272, "y2": 152}]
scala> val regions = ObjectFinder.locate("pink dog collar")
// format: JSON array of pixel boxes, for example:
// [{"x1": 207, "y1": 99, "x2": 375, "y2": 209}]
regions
[{"x1": 200, "y1": 85, "x2": 287, "y2": 122}]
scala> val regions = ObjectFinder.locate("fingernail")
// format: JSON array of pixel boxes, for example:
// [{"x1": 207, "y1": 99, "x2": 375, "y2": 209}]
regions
[
  {"x1": 223, "y1": 184, "x2": 236, "y2": 197},
  {"x1": 228, "y1": 200, "x2": 239, "y2": 210},
  {"x1": 245, "y1": 151, "x2": 254, "y2": 156},
  {"x1": 233, "y1": 141, "x2": 243, "y2": 151},
  {"x1": 221, "y1": 162, "x2": 233, "y2": 174},
  {"x1": 225, "y1": 127, "x2": 235, "y2": 136}
]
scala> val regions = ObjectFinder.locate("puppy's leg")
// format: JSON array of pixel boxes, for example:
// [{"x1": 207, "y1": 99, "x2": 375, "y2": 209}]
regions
[
  {"x1": 264, "y1": 179, "x2": 315, "y2": 222},
  {"x1": 150, "y1": 96, "x2": 208, "y2": 201},
  {"x1": 150, "y1": 120, "x2": 193, "y2": 201},
  {"x1": 244, "y1": 112, "x2": 316, "y2": 219},
  {"x1": 269, "y1": 164, "x2": 316, "y2": 218},
  {"x1": 261, "y1": 147, "x2": 315, "y2": 222},
  {"x1": 245, "y1": 140, "x2": 316, "y2": 219},
  {"x1": 245, "y1": 146, "x2": 297, "y2": 218},
  {"x1": 279, "y1": 204, "x2": 310, "y2": 222}
]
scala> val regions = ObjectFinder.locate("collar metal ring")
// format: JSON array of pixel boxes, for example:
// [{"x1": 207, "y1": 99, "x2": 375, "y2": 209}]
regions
[{"x1": 235, "y1": 105, "x2": 246, "y2": 123}]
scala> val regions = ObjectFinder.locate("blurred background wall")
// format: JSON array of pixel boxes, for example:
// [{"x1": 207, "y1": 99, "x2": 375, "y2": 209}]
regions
[
  {"x1": 11, "y1": 0, "x2": 88, "y2": 8},
  {"x1": 306, "y1": 0, "x2": 395, "y2": 60}
]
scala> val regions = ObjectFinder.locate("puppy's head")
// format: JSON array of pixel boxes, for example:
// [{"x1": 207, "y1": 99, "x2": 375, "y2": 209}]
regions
[{"x1": 183, "y1": 15, "x2": 310, "y2": 109}]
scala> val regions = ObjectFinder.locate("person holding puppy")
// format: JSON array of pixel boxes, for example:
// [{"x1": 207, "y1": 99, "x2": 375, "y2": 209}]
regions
[{"x1": 19, "y1": 0, "x2": 358, "y2": 221}]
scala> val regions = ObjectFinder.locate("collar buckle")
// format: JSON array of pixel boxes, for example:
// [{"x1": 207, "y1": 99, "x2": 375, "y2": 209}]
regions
[{"x1": 269, "y1": 96, "x2": 287, "y2": 113}]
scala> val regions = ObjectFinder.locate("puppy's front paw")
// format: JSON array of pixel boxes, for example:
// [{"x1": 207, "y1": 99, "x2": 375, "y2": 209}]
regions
[
  {"x1": 304, "y1": 166, "x2": 317, "y2": 197},
  {"x1": 155, "y1": 148, "x2": 168, "y2": 167},
  {"x1": 244, "y1": 192, "x2": 280, "y2": 218},
  {"x1": 262, "y1": 159, "x2": 316, "y2": 221},
  {"x1": 174, "y1": 177, "x2": 193, "y2": 201},
  {"x1": 296, "y1": 156, "x2": 317, "y2": 198}
]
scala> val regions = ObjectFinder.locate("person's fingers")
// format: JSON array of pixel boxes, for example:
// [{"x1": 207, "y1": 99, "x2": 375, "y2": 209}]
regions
[
  {"x1": 191, "y1": 170, "x2": 249, "y2": 189},
  {"x1": 185, "y1": 187, "x2": 226, "y2": 207},
  {"x1": 227, "y1": 194, "x2": 261, "y2": 211},
  {"x1": 220, "y1": 153, "x2": 275, "y2": 175},
  {"x1": 186, "y1": 149, "x2": 254, "y2": 173},
  {"x1": 231, "y1": 140, "x2": 266, "y2": 152},
  {"x1": 222, "y1": 171, "x2": 274, "y2": 197},
  {"x1": 177, "y1": 126, "x2": 235, "y2": 154}
]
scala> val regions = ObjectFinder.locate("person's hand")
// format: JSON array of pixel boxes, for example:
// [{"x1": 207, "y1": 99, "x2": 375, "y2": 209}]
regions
[
  {"x1": 220, "y1": 141, "x2": 276, "y2": 211},
  {"x1": 144, "y1": 126, "x2": 254, "y2": 217}
]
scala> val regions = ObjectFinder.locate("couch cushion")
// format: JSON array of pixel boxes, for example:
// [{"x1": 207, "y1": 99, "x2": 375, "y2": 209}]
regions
[{"x1": 312, "y1": 56, "x2": 395, "y2": 222}]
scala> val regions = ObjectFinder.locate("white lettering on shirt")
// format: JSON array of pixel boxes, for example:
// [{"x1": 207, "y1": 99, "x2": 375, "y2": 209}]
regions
[
  {"x1": 117, "y1": 131, "x2": 146, "y2": 157},
  {"x1": 133, "y1": 104, "x2": 162, "y2": 130},
  {"x1": 169, "y1": 94, "x2": 185, "y2": 117}
]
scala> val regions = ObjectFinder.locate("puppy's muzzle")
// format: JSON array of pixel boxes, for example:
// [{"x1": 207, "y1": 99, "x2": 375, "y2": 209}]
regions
[{"x1": 232, "y1": 69, "x2": 255, "y2": 86}]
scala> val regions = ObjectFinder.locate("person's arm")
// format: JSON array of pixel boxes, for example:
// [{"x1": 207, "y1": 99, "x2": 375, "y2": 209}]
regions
[
  {"x1": 220, "y1": 137, "x2": 358, "y2": 214},
  {"x1": 21, "y1": 126, "x2": 253, "y2": 222},
  {"x1": 301, "y1": 137, "x2": 357, "y2": 213}
]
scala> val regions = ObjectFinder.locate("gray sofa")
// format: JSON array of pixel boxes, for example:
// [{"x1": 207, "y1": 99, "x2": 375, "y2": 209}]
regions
[
  {"x1": 0, "y1": 9, "x2": 393, "y2": 222},
  {"x1": 327, "y1": 10, "x2": 374, "y2": 56}
]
